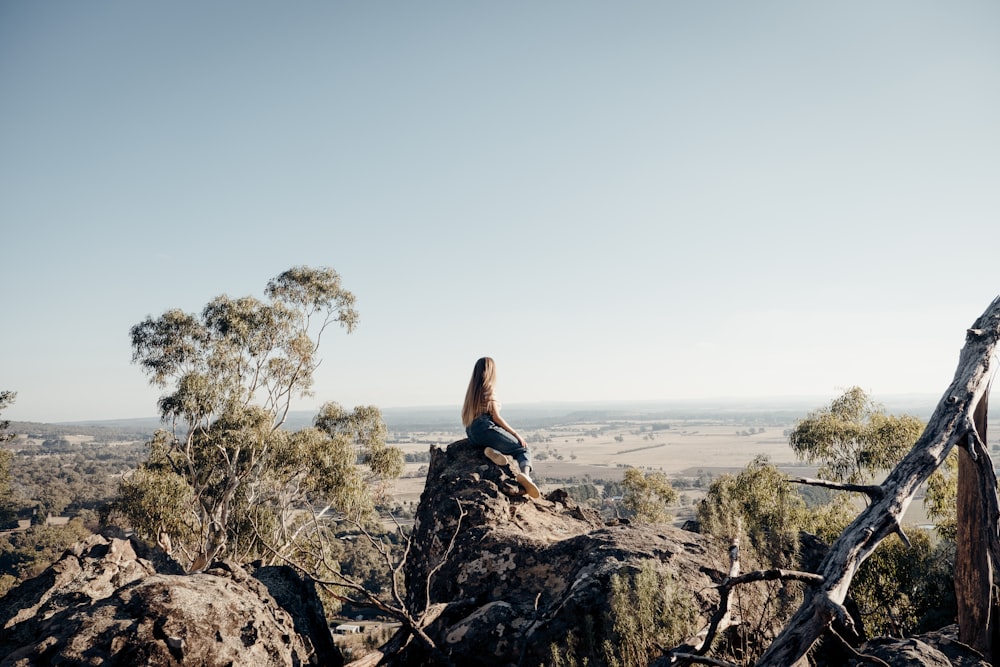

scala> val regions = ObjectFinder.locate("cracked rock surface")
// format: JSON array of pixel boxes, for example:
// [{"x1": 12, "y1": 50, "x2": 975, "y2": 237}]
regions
[
  {"x1": 0, "y1": 534, "x2": 339, "y2": 666},
  {"x1": 399, "y1": 439, "x2": 728, "y2": 666}
]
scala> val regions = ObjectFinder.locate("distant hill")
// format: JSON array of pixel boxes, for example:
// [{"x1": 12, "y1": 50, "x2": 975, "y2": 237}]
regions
[{"x1": 14, "y1": 394, "x2": 942, "y2": 435}]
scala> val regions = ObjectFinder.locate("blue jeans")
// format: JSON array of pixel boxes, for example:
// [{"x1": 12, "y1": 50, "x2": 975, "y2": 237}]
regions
[{"x1": 466, "y1": 414, "x2": 531, "y2": 473}]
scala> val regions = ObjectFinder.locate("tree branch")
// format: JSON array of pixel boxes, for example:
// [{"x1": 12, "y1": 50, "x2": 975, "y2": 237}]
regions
[
  {"x1": 790, "y1": 476, "x2": 884, "y2": 500},
  {"x1": 722, "y1": 568, "x2": 825, "y2": 589},
  {"x1": 755, "y1": 296, "x2": 1000, "y2": 666},
  {"x1": 669, "y1": 654, "x2": 739, "y2": 667}
]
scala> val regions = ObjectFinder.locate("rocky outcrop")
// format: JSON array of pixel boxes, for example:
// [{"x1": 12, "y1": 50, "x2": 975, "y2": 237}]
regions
[
  {"x1": 0, "y1": 533, "x2": 340, "y2": 666},
  {"x1": 855, "y1": 626, "x2": 990, "y2": 667},
  {"x1": 395, "y1": 439, "x2": 732, "y2": 666},
  {"x1": 3, "y1": 440, "x2": 988, "y2": 667}
]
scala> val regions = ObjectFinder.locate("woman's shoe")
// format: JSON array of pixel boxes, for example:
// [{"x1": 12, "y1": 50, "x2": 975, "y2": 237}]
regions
[
  {"x1": 516, "y1": 471, "x2": 541, "y2": 499},
  {"x1": 484, "y1": 447, "x2": 509, "y2": 466}
]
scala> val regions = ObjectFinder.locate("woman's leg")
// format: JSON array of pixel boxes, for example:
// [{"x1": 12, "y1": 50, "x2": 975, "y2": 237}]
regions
[{"x1": 467, "y1": 417, "x2": 530, "y2": 471}]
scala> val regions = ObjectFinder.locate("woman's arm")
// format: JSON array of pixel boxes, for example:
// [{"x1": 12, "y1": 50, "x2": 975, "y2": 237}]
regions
[{"x1": 490, "y1": 402, "x2": 527, "y2": 448}]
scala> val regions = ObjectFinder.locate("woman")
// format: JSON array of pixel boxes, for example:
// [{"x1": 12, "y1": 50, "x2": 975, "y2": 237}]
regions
[{"x1": 462, "y1": 356, "x2": 540, "y2": 499}]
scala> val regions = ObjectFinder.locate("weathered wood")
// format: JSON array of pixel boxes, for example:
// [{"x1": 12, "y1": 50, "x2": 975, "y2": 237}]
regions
[
  {"x1": 956, "y1": 390, "x2": 994, "y2": 658},
  {"x1": 790, "y1": 476, "x2": 884, "y2": 500},
  {"x1": 659, "y1": 539, "x2": 743, "y2": 665},
  {"x1": 755, "y1": 296, "x2": 1000, "y2": 666}
]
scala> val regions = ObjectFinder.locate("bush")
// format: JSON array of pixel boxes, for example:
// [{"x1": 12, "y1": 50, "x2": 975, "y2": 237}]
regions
[
  {"x1": 548, "y1": 560, "x2": 699, "y2": 667},
  {"x1": 851, "y1": 530, "x2": 956, "y2": 637}
]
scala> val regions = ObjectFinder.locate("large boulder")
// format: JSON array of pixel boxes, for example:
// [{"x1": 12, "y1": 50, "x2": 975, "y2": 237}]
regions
[
  {"x1": 853, "y1": 626, "x2": 991, "y2": 667},
  {"x1": 395, "y1": 439, "x2": 732, "y2": 666},
  {"x1": 0, "y1": 533, "x2": 340, "y2": 666}
]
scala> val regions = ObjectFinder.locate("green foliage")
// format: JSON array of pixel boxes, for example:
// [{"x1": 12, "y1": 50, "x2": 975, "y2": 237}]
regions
[
  {"x1": 0, "y1": 391, "x2": 15, "y2": 443},
  {"x1": 112, "y1": 267, "x2": 401, "y2": 570},
  {"x1": 784, "y1": 389, "x2": 960, "y2": 640},
  {"x1": 621, "y1": 468, "x2": 677, "y2": 524},
  {"x1": 605, "y1": 561, "x2": 699, "y2": 667},
  {"x1": 924, "y1": 449, "x2": 958, "y2": 541},
  {"x1": 563, "y1": 483, "x2": 601, "y2": 504},
  {"x1": 0, "y1": 518, "x2": 92, "y2": 594},
  {"x1": 107, "y1": 436, "x2": 197, "y2": 542},
  {"x1": 0, "y1": 448, "x2": 12, "y2": 526},
  {"x1": 693, "y1": 456, "x2": 858, "y2": 662},
  {"x1": 851, "y1": 530, "x2": 956, "y2": 637},
  {"x1": 10, "y1": 439, "x2": 148, "y2": 524},
  {"x1": 547, "y1": 560, "x2": 698, "y2": 667},
  {"x1": 601, "y1": 479, "x2": 626, "y2": 498},
  {"x1": 697, "y1": 455, "x2": 808, "y2": 567},
  {"x1": 788, "y1": 387, "x2": 924, "y2": 484},
  {"x1": 0, "y1": 391, "x2": 15, "y2": 525}
]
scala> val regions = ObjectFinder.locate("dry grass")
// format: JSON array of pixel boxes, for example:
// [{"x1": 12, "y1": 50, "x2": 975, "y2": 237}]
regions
[{"x1": 384, "y1": 418, "x2": 940, "y2": 528}]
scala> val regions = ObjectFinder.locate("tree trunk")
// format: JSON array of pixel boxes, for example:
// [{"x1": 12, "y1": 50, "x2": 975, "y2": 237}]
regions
[
  {"x1": 756, "y1": 296, "x2": 1000, "y2": 666},
  {"x1": 956, "y1": 391, "x2": 995, "y2": 659}
]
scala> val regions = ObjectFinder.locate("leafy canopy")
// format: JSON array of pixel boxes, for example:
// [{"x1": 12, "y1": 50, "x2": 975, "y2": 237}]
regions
[
  {"x1": 788, "y1": 386, "x2": 924, "y2": 484},
  {"x1": 110, "y1": 267, "x2": 401, "y2": 571},
  {"x1": 621, "y1": 468, "x2": 677, "y2": 524},
  {"x1": 0, "y1": 391, "x2": 15, "y2": 524},
  {"x1": 697, "y1": 455, "x2": 820, "y2": 567},
  {"x1": 0, "y1": 390, "x2": 15, "y2": 443}
]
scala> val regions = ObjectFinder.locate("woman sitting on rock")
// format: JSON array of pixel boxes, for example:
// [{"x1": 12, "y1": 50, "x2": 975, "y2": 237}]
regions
[{"x1": 461, "y1": 356, "x2": 540, "y2": 498}]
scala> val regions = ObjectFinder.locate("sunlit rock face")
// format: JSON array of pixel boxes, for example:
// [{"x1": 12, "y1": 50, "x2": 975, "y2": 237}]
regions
[
  {"x1": 0, "y1": 534, "x2": 340, "y2": 667},
  {"x1": 398, "y1": 439, "x2": 727, "y2": 666}
]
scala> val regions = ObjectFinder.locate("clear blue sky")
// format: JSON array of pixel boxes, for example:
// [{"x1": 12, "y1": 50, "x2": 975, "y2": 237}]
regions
[{"x1": 2, "y1": 2, "x2": 999, "y2": 423}]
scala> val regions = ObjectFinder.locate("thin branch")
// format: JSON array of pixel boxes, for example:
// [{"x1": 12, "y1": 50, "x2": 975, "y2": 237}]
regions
[
  {"x1": 826, "y1": 626, "x2": 891, "y2": 667},
  {"x1": 721, "y1": 569, "x2": 825, "y2": 590},
  {"x1": 894, "y1": 525, "x2": 911, "y2": 549},
  {"x1": 426, "y1": 499, "x2": 468, "y2": 610},
  {"x1": 756, "y1": 295, "x2": 1000, "y2": 666},
  {"x1": 669, "y1": 654, "x2": 739, "y2": 667},
  {"x1": 659, "y1": 537, "x2": 746, "y2": 665},
  {"x1": 790, "y1": 476, "x2": 884, "y2": 500}
]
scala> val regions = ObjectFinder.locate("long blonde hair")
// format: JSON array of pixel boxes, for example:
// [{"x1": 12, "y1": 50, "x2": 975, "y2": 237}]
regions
[{"x1": 462, "y1": 356, "x2": 496, "y2": 427}]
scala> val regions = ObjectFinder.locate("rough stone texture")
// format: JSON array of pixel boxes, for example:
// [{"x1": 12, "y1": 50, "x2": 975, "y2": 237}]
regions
[
  {"x1": 853, "y1": 626, "x2": 991, "y2": 667},
  {"x1": 0, "y1": 534, "x2": 341, "y2": 667},
  {"x1": 396, "y1": 439, "x2": 731, "y2": 666}
]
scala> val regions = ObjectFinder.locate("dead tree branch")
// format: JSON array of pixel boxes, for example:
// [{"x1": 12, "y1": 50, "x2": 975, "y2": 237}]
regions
[
  {"x1": 755, "y1": 296, "x2": 1000, "y2": 666},
  {"x1": 658, "y1": 536, "x2": 743, "y2": 665},
  {"x1": 790, "y1": 477, "x2": 884, "y2": 500},
  {"x1": 669, "y1": 654, "x2": 740, "y2": 667},
  {"x1": 659, "y1": 531, "x2": 824, "y2": 666},
  {"x1": 723, "y1": 569, "x2": 825, "y2": 589},
  {"x1": 252, "y1": 502, "x2": 472, "y2": 667}
]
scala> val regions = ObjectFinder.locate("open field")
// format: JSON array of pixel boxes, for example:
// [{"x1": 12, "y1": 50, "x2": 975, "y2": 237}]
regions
[{"x1": 383, "y1": 414, "x2": 993, "y2": 529}]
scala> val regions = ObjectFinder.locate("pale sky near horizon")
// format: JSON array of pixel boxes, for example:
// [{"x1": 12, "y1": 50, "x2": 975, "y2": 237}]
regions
[{"x1": 2, "y1": 2, "x2": 999, "y2": 423}]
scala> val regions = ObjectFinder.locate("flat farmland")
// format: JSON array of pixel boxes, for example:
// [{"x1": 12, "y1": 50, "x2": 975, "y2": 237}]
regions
[
  {"x1": 528, "y1": 421, "x2": 800, "y2": 473},
  {"x1": 385, "y1": 419, "x2": 809, "y2": 507},
  {"x1": 382, "y1": 416, "x2": 945, "y2": 529}
]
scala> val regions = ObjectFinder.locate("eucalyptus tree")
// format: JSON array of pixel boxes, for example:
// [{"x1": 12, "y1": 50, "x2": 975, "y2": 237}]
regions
[
  {"x1": 111, "y1": 267, "x2": 402, "y2": 571},
  {"x1": 621, "y1": 468, "x2": 677, "y2": 524},
  {"x1": 697, "y1": 455, "x2": 813, "y2": 567},
  {"x1": 0, "y1": 390, "x2": 15, "y2": 443},
  {"x1": 788, "y1": 386, "x2": 924, "y2": 485},
  {"x1": 0, "y1": 391, "x2": 14, "y2": 523}
]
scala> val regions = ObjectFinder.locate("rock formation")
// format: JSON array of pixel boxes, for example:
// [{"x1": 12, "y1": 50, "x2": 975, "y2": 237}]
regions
[
  {"x1": 1, "y1": 437, "x2": 993, "y2": 666},
  {"x1": 856, "y1": 626, "x2": 990, "y2": 667},
  {"x1": 0, "y1": 533, "x2": 340, "y2": 666},
  {"x1": 391, "y1": 439, "x2": 733, "y2": 666}
]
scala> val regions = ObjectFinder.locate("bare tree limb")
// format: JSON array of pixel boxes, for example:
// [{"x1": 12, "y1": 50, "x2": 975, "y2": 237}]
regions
[
  {"x1": 826, "y1": 626, "x2": 891, "y2": 667},
  {"x1": 722, "y1": 569, "x2": 825, "y2": 589},
  {"x1": 657, "y1": 536, "x2": 745, "y2": 665},
  {"x1": 790, "y1": 477, "x2": 884, "y2": 500},
  {"x1": 657, "y1": 565, "x2": 825, "y2": 666},
  {"x1": 755, "y1": 296, "x2": 1000, "y2": 666},
  {"x1": 670, "y1": 654, "x2": 739, "y2": 667}
]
